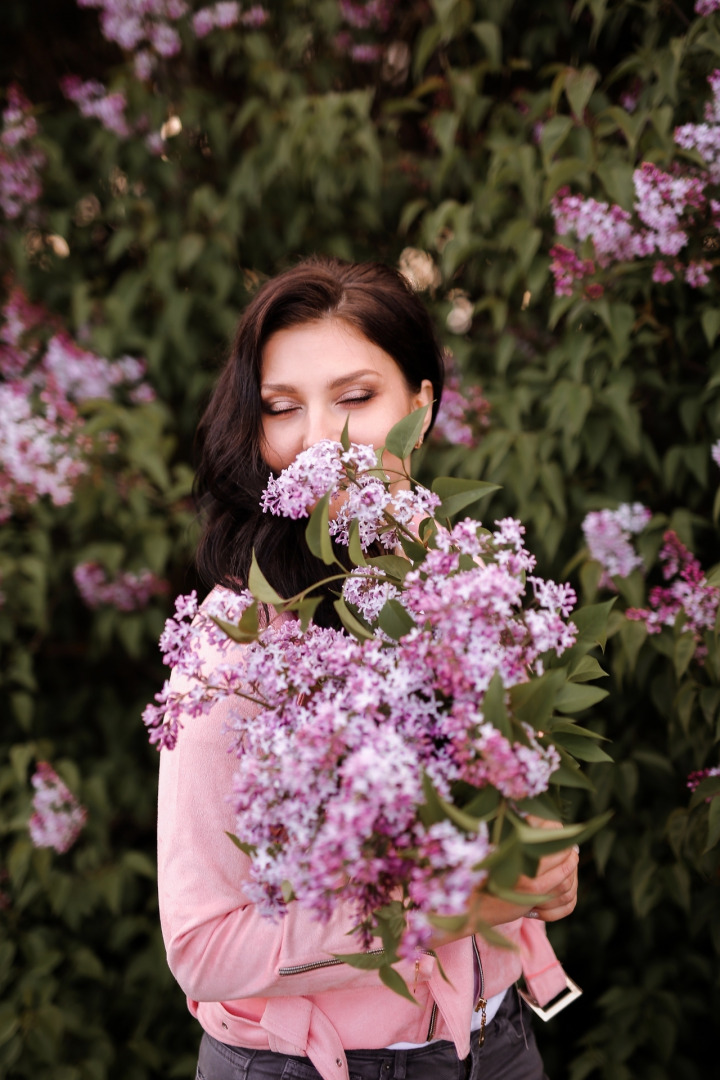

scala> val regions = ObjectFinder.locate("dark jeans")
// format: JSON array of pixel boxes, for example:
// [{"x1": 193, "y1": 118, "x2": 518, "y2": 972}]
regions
[{"x1": 196, "y1": 988, "x2": 548, "y2": 1080}]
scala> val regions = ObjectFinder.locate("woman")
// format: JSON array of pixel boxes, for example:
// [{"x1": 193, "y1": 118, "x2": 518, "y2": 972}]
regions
[{"x1": 157, "y1": 257, "x2": 579, "y2": 1080}]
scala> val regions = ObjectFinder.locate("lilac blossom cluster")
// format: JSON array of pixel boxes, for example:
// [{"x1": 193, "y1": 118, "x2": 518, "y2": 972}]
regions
[
  {"x1": 61, "y1": 76, "x2": 131, "y2": 137},
  {"x1": 145, "y1": 447, "x2": 585, "y2": 952},
  {"x1": 550, "y1": 71, "x2": 720, "y2": 293},
  {"x1": 687, "y1": 765, "x2": 720, "y2": 792},
  {"x1": 76, "y1": 0, "x2": 269, "y2": 77},
  {"x1": 582, "y1": 503, "x2": 652, "y2": 587},
  {"x1": 193, "y1": 2, "x2": 267, "y2": 36},
  {"x1": 261, "y1": 439, "x2": 441, "y2": 549},
  {"x1": 626, "y1": 531, "x2": 720, "y2": 645},
  {"x1": 0, "y1": 285, "x2": 154, "y2": 521},
  {"x1": 77, "y1": 0, "x2": 187, "y2": 75},
  {"x1": 431, "y1": 359, "x2": 490, "y2": 448},
  {"x1": 695, "y1": 2, "x2": 720, "y2": 22},
  {"x1": 336, "y1": 1, "x2": 394, "y2": 63},
  {"x1": 28, "y1": 763, "x2": 87, "y2": 854},
  {"x1": 74, "y1": 562, "x2": 168, "y2": 611},
  {"x1": 0, "y1": 85, "x2": 46, "y2": 223}
]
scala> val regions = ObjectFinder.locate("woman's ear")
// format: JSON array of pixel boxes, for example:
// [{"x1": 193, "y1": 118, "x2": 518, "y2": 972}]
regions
[{"x1": 414, "y1": 379, "x2": 435, "y2": 436}]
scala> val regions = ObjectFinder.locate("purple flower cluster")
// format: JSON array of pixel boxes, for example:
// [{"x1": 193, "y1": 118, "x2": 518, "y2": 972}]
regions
[
  {"x1": 28, "y1": 763, "x2": 87, "y2": 854},
  {"x1": 431, "y1": 356, "x2": 490, "y2": 448},
  {"x1": 0, "y1": 285, "x2": 154, "y2": 521},
  {"x1": 336, "y1": 0, "x2": 394, "y2": 63},
  {"x1": 77, "y1": 0, "x2": 186, "y2": 63},
  {"x1": 626, "y1": 531, "x2": 720, "y2": 645},
  {"x1": 146, "y1": 446, "x2": 585, "y2": 951},
  {"x1": 74, "y1": 561, "x2": 169, "y2": 611},
  {"x1": 582, "y1": 503, "x2": 652, "y2": 587},
  {"x1": 61, "y1": 75, "x2": 131, "y2": 137},
  {"x1": 0, "y1": 85, "x2": 46, "y2": 223},
  {"x1": 261, "y1": 439, "x2": 441, "y2": 550},
  {"x1": 550, "y1": 71, "x2": 720, "y2": 293},
  {"x1": 687, "y1": 765, "x2": 720, "y2": 792},
  {"x1": 695, "y1": 1, "x2": 720, "y2": 20}
]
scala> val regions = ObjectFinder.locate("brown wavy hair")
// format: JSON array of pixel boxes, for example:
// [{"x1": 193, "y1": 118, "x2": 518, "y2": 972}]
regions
[{"x1": 194, "y1": 256, "x2": 445, "y2": 623}]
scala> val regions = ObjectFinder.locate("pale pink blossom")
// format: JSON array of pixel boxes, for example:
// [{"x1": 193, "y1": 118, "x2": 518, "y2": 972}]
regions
[
  {"x1": 74, "y1": 562, "x2": 169, "y2": 611},
  {"x1": 0, "y1": 85, "x2": 46, "y2": 222},
  {"x1": 28, "y1": 763, "x2": 86, "y2": 854},
  {"x1": 582, "y1": 503, "x2": 651, "y2": 586}
]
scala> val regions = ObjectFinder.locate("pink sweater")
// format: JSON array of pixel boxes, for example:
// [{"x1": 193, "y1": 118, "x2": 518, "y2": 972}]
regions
[{"x1": 157, "y1": 605, "x2": 568, "y2": 1080}]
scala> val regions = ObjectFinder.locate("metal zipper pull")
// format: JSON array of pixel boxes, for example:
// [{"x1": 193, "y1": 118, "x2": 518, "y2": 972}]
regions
[{"x1": 475, "y1": 997, "x2": 487, "y2": 1047}]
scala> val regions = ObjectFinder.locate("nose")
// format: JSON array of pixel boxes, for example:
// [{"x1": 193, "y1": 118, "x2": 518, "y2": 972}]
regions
[{"x1": 301, "y1": 407, "x2": 342, "y2": 451}]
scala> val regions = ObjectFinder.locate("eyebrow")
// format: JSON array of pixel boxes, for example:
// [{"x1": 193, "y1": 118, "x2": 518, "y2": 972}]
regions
[{"x1": 261, "y1": 369, "x2": 381, "y2": 393}]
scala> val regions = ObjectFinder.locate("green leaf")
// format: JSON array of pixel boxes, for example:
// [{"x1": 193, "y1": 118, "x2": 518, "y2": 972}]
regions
[
  {"x1": 384, "y1": 406, "x2": 430, "y2": 461},
  {"x1": 377, "y1": 599, "x2": 416, "y2": 640},
  {"x1": 379, "y1": 964, "x2": 419, "y2": 1004},
  {"x1": 673, "y1": 633, "x2": 697, "y2": 680},
  {"x1": 514, "y1": 811, "x2": 613, "y2": 852},
  {"x1": 570, "y1": 598, "x2": 616, "y2": 650},
  {"x1": 705, "y1": 796, "x2": 720, "y2": 853},
  {"x1": 366, "y1": 554, "x2": 412, "y2": 580},
  {"x1": 305, "y1": 493, "x2": 336, "y2": 566},
  {"x1": 554, "y1": 682, "x2": 608, "y2": 714},
  {"x1": 553, "y1": 733, "x2": 613, "y2": 762},
  {"x1": 333, "y1": 950, "x2": 387, "y2": 970},
  {"x1": 551, "y1": 751, "x2": 596, "y2": 790},
  {"x1": 431, "y1": 477, "x2": 500, "y2": 519},
  {"x1": 482, "y1": 671, "x2": 512, "y2": 739},
  {"x1": 568, "y1": 655, "x2": 608, "y2": 683},
  {"x1": 348, "y1": 520, "x2": 367, "y2": 567},
  {"x1": 211, "y1": 601, "x2": 260, "y2": 643},
  {"x1": 225, "y1": 832, "x2": 256, "y2": 857},
  {"x1": 510, "y1": 668, "x2": 567, "y2": 728},
  {"x1": 290, "y1": 597, "x2": 323, "y2": 632},
  {"x1": 564, "y1": 65, "x2": 599, "y2": 121},
  {"x1": 340, "y1": 414, "x2": 351, "y2": 452},
  {"x1": 690, "y1": 775, "x2": 720, "y2": 807},
  {"x1": 701, "y1": 309, "x2": 720, "y2": 347},
  {"x1": 333, "y1": 598, "x2": 374, "y2": 640},
  {"x1": 281, "y1": 880, "x2": 296, "y2": 903},
  {"x1": 248, "y1": 553, "x2": 284, "y2": 605}
]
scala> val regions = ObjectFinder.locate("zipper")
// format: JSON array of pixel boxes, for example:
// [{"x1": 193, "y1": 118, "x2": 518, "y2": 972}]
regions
[
  {"x1": 426, "y1": 1000, "x2": 438, "y2": 1041},
  {"x1": 472, "y1": 935, "x2": 487, "y2": 1047},
  {"x1": 278, "y1": 948, "x2": 385, "y2": 976}
]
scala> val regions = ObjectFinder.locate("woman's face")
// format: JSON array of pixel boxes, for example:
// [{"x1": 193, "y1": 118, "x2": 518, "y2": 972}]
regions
[{"x1": 259, "y1": 319, "x2": 433, "y2": 484}]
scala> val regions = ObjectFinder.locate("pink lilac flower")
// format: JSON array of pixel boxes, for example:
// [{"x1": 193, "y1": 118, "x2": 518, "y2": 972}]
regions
[
  {"x1": 0, "y1": 85, "x2": 46, "y2": 222},
  {"x1": 687, "y1": 765, "x2": 720, "y2": 793},
  {"x1": 0, "y1": 285, "x2": 154, "y2": 521},
  {"x1": 548, "y1": 243, "x2": 596, "y2": 296},
  {"x1": 61, "y1": 75, "x2": 131, "y2": 137},
  {"x1": 28, "y1": 763, "x2": 87, "y2": 854},
  {"x1": 74, "y1": 562, "x2": 168, "y2": 611},
  {"x1": 77, "y1": 0, "x2": 188, "y2": 59},
  {"x1": 652, "y1": 261, "x2": 675, "y2": 284},
  {"x1": 431, "y1": 355, "x2": 490, "y2": 448},
  {"x1": 626, "y1": 530, "x2": 720, "y2": 644},
  {"x1": 712, "y1": 439, "x2": 720, "y2": 468},
  {"x1": 582, "y1": 503, "x2": 651, "y2": 587},
  {"x1": 695, "y1": 2, "x2": 720, "y2": 21},
  {"x1": 240, "y1": 5, "x2": 268, "y2": 27},
  {"x1": 685, "y1": 259, "x2": 712, "y2": 287}
]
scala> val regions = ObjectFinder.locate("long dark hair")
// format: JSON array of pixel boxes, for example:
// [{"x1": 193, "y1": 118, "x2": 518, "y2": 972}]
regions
[{"x1": 194, "y1": 256, "x2": 445, "y2": 623}]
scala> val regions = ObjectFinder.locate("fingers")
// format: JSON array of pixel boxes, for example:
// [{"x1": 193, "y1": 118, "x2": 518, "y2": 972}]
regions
[{"x1": 518, "y1": 843, "x2": 579, "y2": 923}]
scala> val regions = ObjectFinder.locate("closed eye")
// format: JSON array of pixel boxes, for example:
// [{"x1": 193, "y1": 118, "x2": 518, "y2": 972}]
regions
[{"x1": 338, "y1": 391, "x2": 374, "y2": 407}]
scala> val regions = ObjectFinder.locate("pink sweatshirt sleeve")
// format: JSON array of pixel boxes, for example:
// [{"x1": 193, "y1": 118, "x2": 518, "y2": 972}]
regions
[{"x1": 157, "y1": 634, "x2": 431, "y2": 1003}]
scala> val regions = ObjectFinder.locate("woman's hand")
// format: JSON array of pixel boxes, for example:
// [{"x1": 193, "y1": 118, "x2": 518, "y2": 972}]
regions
[{"x1": 427, "y1": 817, "x2": 579, "y2": 948}]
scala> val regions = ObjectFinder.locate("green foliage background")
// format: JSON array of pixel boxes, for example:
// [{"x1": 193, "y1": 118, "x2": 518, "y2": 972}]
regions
[{"x1": 1, "y1": 1, "x2": 719, "y2": 1077}]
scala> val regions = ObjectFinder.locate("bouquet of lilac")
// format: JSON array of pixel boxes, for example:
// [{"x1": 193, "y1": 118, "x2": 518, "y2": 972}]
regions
[{"x1": 144, "y1": 409, "x2": 613, "y2": 995}]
